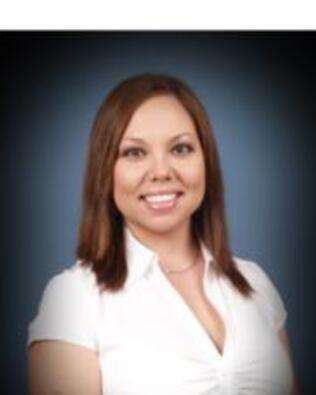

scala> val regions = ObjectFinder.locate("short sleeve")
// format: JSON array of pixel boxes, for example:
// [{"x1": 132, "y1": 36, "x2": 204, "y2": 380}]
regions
[
  {"x1": 236, "y1": 259, "x2": 288, "y2": 332},
  {"x1": 27, "y1": 263, "x2": 99, "y2": 351}
]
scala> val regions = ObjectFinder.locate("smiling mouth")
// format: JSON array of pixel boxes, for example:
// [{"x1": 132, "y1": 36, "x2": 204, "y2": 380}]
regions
[
  {"x1": 140, "y1": 192, "x2": 184, "y2": 211},
  {"x1": 140, "y1": 192, "x2": 183, "y2": 201}
]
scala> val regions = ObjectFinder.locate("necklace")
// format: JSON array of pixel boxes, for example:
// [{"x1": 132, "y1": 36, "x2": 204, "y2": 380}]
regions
[{"x1": 161, "y1": 251, "x2": 200, "y2": 274}]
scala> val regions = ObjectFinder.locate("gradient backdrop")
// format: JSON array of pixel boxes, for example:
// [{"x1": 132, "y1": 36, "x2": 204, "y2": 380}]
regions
[{"x1": 2, "y1": 32, "x2": 315, "y2": 394}]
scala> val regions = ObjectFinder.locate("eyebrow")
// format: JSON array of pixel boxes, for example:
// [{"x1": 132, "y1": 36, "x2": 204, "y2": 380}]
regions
[{"x1": 121, "y1": 132, "x2": 194, "y2": 144}]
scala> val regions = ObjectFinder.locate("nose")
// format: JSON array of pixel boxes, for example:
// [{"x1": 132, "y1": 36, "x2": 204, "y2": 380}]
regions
[{"x1": 148, "y1": 155, "x2": 173, "y2": 181}]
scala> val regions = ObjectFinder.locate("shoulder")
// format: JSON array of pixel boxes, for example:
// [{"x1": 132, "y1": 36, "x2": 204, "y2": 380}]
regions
[
  {"x1": 27, "y1": 260, "x2": 100, "y2": 350},
  {"x1": 37, "y1": 260, "x2": 100, "y2": 312},
  {"x1": 233, "y1": 256, "x2": 288, "y2": 331},
  {"x1": 43, "y1": 260, "x2": 98, "y2": 298},
  {"x1": 233, "y1": 257, "x2": 270, "y2": 285},
  {"x1": 233, "y1": 256, "x2": 280, "y2": 296}
]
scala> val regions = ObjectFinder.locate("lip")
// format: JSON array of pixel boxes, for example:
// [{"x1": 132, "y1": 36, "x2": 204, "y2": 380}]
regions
[
  {"x1": 139, "y1": 190, "x2": 183, "y2": 199},
  {"x1": 140, "y1": 191, "x2": 183, "y2": 214}
]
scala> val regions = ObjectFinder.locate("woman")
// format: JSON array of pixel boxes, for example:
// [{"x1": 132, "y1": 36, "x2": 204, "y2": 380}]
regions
[{"x1": 27, "y1": 73, "x2": 299, "y2": 394}]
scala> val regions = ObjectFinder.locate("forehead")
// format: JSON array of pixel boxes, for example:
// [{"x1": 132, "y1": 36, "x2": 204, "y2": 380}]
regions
[{"x1": 122, "y1": 95, "x2": 196, "y2": 140}]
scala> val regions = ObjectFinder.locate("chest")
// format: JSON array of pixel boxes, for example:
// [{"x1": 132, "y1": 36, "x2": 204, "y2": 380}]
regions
[
  {"x1": 97, "y1": 272, "x2": 293, "y2": 395},
  {"x1": 166, "y1": 272, "x2": 226, "y2": 356}
]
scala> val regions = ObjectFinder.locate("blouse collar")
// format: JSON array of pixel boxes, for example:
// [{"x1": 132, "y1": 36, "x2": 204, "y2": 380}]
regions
[{"x1": 124, "y1": 225, "x2": 215, "y2": 288}]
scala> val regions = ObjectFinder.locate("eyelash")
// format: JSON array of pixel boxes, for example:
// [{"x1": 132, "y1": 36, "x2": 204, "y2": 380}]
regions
[{"x1": 120, "y1": 143, "x2": 194, "y2": 159}]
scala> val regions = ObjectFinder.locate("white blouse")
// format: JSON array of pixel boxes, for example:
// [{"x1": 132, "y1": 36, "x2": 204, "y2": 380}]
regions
[{"x1": 27, "y1": 226, "x2": 293, "y2": 395}]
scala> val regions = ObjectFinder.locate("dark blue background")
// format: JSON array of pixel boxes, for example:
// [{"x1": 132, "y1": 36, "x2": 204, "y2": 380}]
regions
[{"x1": 2, "y1": 32, "x2": 315, "y2": 394}]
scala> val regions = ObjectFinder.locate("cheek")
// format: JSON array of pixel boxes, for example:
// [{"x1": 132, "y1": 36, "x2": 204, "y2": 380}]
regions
[
  {"x1": 113, "y1": 163, "x2": 140, "y2": 194},
  {"x1": 182, "y1": 159, "x2": 205, "y2": 190}
]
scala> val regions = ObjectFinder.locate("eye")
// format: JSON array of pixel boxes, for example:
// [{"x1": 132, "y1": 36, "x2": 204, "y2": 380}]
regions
[
  {"x1": 121, "y1": 147, "x2": 145, "y2": 158},
  {"x1": 119, "y1": 143, "x2": 194, "y2": 160},
  {"x1": 172, "y1": 143, "x2": 193, "y2": 155}
]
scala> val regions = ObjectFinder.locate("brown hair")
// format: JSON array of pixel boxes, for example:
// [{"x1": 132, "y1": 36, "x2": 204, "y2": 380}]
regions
[{"x1": 76, "y1": 73, "x2": 254, "y2": 296}]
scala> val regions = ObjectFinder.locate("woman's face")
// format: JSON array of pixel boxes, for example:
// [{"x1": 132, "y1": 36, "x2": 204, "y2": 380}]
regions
[{"x1": 113, "y1": 95, "x2": 205, "y2": 236}]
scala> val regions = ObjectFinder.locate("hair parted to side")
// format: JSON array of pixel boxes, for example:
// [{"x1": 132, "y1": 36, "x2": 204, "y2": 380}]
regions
[{"x1": 76, "y1": 73, "x2": 254, "y2": 296}]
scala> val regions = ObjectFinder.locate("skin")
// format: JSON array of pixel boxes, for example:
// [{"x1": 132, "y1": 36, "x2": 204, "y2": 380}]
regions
[
  {"x1": 113, "y1": 94, "x2": 206, "y2": 268},
  {"x1": 279, "y1": 329, "x2": 302, "y2": 395},
  {"x1": 27, "y1": 329, "x2": 299, "y2": 395},
  {"x1": 28, "y1": 95, "x2": 300, "y2": 394},
  {"x1": 28, "y1": 340, "x2": 102, "y2": 394}
]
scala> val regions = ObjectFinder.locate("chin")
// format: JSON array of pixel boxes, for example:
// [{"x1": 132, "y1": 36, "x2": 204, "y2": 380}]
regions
[{"x1": 139, "y1": 218, "x2": 189, "y2": 235}]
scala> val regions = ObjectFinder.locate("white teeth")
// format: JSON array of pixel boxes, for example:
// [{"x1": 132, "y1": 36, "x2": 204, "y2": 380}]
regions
[{"x1": 144, "y1": 193, "x2": 177, "y2": 203}]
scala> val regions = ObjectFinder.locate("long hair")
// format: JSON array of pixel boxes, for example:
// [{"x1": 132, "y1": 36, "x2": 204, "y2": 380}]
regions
[{"x1": 76, "y1": 73, "x2": 253, "y2": 296}]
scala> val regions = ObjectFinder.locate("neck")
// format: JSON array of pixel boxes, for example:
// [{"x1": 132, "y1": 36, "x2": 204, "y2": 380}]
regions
[{"x1": 126, "y1": 221, "x2": 200, "y2": 270}]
